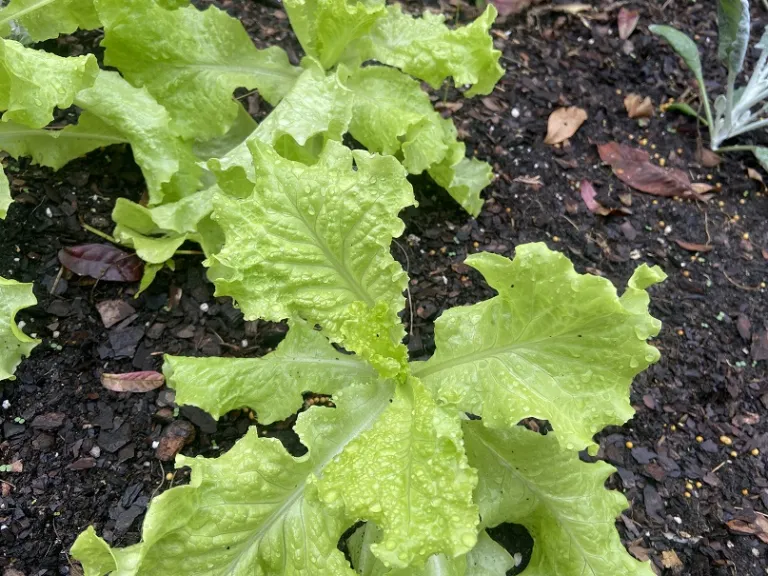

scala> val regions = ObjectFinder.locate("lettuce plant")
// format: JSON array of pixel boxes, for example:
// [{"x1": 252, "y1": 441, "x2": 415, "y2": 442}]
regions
[
  {"x1": 651, "y1": 0, "x2": 768, "y2": 167},
  {"x1": 0, "y1": 0, "x2": 503, "y2": 288},
  {"x1": 71, "y1": 138, "x2": 665, "y2": 576},
  {"x1": 0, "y1": 277, "x2": 38, "y2": 380}
]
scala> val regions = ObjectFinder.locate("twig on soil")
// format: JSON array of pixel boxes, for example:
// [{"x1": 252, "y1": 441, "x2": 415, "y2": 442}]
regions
[
  {"x1": 392, "y1": 239, "x2": 414, "y2": 337},
  {"x1": 151, "y1": 461, "x2": 166, "y2": 501},
  {"x1": 711, "y1": 460, "x2": 728, "y2": 473},
  {"x1": 722, "y1": 270, "x2": 761, "y2": 291},
  {"x1": 49, "y1": 265, "x2": 64, "y2": 295},
  {"x1": 704, "y1": 211, "x2": 712, "y2": 245}
]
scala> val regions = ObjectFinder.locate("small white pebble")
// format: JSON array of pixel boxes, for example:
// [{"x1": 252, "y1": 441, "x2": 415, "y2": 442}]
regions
[
  {"x1": 241, "y1": 339, "x2": 248, "y2": 348},
  {"x1": 151, "y1": 440, "x2": 160, "y2": 449},
  {"x1": 753, "y1": 548, "x2": 760, "y2": 557},
  {"x1": 673, "y1": 516, "x2": 682, "y2": 524},
  {"x1": 664, "y1": 225, "x2": 672, "y2": 235},
  {"x1": 1, "y1": 400, "x2": 10, "y2": 410},
  {"x1": 513, "y1": 553, "x2": 522, "y2": 567},
  {"x1": 17, "y1": 320, "x2": 25, "y2": 330},
  {"x1": 45, "y1": 207, "x2": 53, "y2": 218},
  {"x1": 13, "y1": 258, "x2": 19, "y2": 262},
  {"x1": 30, "y1": 333, "x2": 36, "y2": 338},
  {"x1": 511, "y1": 108, "x2": 520, "y2": 118},
  {"x1": 89, "y1": 446, "x2": 101, "y2": 458},
  {"x1": 52, "y1": 331, "x2": 60, "y2": 338},
  {"x1": 199, "y1": 303, "x2": 209, "y2": 313}
]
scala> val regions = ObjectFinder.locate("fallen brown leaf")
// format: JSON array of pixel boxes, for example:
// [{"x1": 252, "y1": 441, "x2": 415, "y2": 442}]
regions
[
  {"x1": 747, "y1": 167, "x2": 766, "y2": 189},
  {"x1": 736, "y1": 314, "x2": 752, "y2": 341},
  {"x1": 696, "y1": 145, "x2": 721, "y2": 167},
  {"x1": 481, "y1": 96, "x2": 507, "y2": 113},
  {"x1": 690, "y1": 183, "x2": 715, "y2": 194},
  {"x1": 628, "y1": 542, "x2": 650, "y2": 562},
  {"x1": 598, "y1": 142, "x2": 695, "y2": 198},
  {"x1": 545, "y1": 107, "x2": 587, "y2": 145},
  {"x1": 617, "y1": 7, "x2": 639, "y2": 40},
  {"x1": 624, "y1": 94, "x2": 654, "y2": 119},
  {"x1": 674, "y1": 239, "x2": 713, "y2": 253},
  {"x1": 513, "y1": 175, "x2": 543, "y2": 189},
  {"x1": 726, "y1": 516, "x2": 768, "y2": 544},
  {"x1": 101, "y1": 371, "x2": 165, "y2": 393},
  {"x1": 661, "y1": 550, "x2": 683, "y2": 569}
]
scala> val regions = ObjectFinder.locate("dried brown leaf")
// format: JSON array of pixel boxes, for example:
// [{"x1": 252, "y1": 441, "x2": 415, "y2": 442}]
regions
[
  {"x1": 598, "y1": 141, "x2": 694, "y2": 198},
  {"x1": 736, "y1": 314, "x2": 752, "y2": 341},
  {"x1": 624, "y1": 94, "x2": 654, "y2": 119},
  {"x1": 545, "y1": 107, "x2": 587, "y2": 145},
  {"x1": 513, "y1": 175, "x2": 543, "y2": 189},
  {"x1": 617, "y1": 7, "x2": 640, "y2": 40},
  {"x1": 696, "y1": 146, "x2": 721, "y2": 167},
  {"x1": 674, "y1": 239, "x2": 713, "y2": 253},
  {"x1": 691, "y1": 183, "x2": 715, "y2": 194},
  {"x1": 101, "y1": 371, "x2": 165, "y2": 393},
  {"x1": 661, "y1": 550, "x2": 683, "y2": 569},
  {"x1": 727, "y1": 516, "x2": 768, "y2": 544}
]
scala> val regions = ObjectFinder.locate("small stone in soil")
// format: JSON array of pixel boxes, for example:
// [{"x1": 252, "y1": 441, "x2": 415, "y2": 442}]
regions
[
  {"x1": 29, "y1": 412, "x2": 66, "y2": 430},
  {"x1": 98, "y1": 422, "x2": 132, "y2": 453},
  {"x1": 31, "y1": 433, "x2": 54, "y2": 451},
  {"x1": 96, "y1": 300, "x2": 136, "y2": 328},
  {"x1": 180, "y1": 405, "x2": 217, "y2": 434}
]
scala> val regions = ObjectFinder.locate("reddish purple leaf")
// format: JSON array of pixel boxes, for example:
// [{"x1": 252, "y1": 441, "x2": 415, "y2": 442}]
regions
[
  {"x1": 580, "y1": 180, "x2": 611, "y2": 215},
  {"x1": 598, "y1": 142, "x2": 695, "y2": 198},
  {"x1": 618, "y1": 8, "x2": 639, "y2": 40},
  {"x1": 58, "y1": 244, "x2": 142, "y2": 282},
  {"x1": 101, "y1": 371, "x2": 165, "y2": 393}
]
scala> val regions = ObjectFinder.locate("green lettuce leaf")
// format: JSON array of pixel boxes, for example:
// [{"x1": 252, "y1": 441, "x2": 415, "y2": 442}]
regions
[
  {"x1": 0, "y1": 114, "x2": 126, "y2": 170},
  {"x1": 344, "y1": 64, "x2": 490, "y2": 215},
  {"x1": 163, "y1": 318, "x2": 378, "y2": 423},
  {"x1": 464, "y1": 422, "x2": 655, "y2": 576},
  {"x1": 318, "y1": 378, "x2": 478, "y2": 568},
  {"x1": 413, "y1": 243, "x2": 665, "y2": 452},
  {"x1": 283, "y1": 0, "x2": 385, "y2": 69},
  {"x1": 0, "y1": 39, "x2": 98, "y2": 128},
  {"x1": 0, "y1": 0, "x2": 100, "y2": 42},
  {"x1": 0, "y1": 164, "x2": 11, "y2": 218},
  {"x1": 0, "y1": 277, "x2": 39, "y2": 380},
  {"x1": 210, "y1": 62, "x2": 353, "y2": 195},
  {"x1": 428, "y1": 147, "x2": 491, "y2": 217},
  {"x1": 72, "y1": 381, "x2": 395, "y2": 575},
  {"x1": 74, "y1": 70, "x2": 202, "y2": 204},
  {"x1": 95, "y1": 0, "x2": 301, "y2": 140},
  {"x1": 208, "y1": 139, "x2": 414, "y2": 375},
  {"x1": 465, "y1": 531, "x2": 516, "y2": 576},
  {"x1": 347, "y1": 4, "x2": 503, "y2": 96},
  {"x1": 111, "y1": 187, "x2": 219, "y2": 263}
]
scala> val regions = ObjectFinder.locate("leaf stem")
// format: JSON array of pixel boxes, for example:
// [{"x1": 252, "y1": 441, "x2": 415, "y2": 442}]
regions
[{"x1": 81, "y1": 222, "x2": 121, "y2": 245}]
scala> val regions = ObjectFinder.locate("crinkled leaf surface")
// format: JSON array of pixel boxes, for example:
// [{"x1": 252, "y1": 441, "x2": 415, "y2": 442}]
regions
[
  {"x1": 0, "y1": 113, "x2": 127, "y2": 170},
  {"x1": 347, "y1": 4, "x2": 503, "y2": 96},
  {"x1": 72, "y1": 382, "x2": 394, "y2": 575},
  {"x1": 413, "y1": 243, "x2": 665, "y2": 452},
  {"x1": 211, "y1": 63, "x2": 353, "y2": 193},
  {"x1": 464, "y1": 422, "x2": 655, "y2": 576},
  {"x1": 95, "y1": 0, "x2": 301, "y2": 140},
  {"x1": 74, "y1": 70, "x2": 202, "y2": 204},
  {"x1": 283, "y1": 0, "x2": 385, "y2": 69},
  {"x1": 164, "y1": 318, "x2": 378, "y2": 423},
  {"x1": 208, "y1": 140, "x2": 414, "y2": 375},
  {"x1": 317, "y1": 378, "x2": 478, "y2": 568},
  {"x1": 0, "y1": 0, "x2": 100, "y2": 41},
  {"x1": 345, "y1": 65, "x2": 451, "y2": 174},
  {"x1": 0, "y1": 165, "x2": 11, "y2": 219},
  {"x1": 0, "y1": 39, "x2": 98, "y2": 128},
  {"x1": 0, "y1": 277, "x2": 39, "y2": 380},
  {"x1": 427, "y1": 139, "x2": 490, "y2": 217}
]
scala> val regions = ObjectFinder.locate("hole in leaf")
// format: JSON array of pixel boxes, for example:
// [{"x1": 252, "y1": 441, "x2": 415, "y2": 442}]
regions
[
  {"x1": 486, "y1": 522, "x2": 534, "y2": 575},
  {"x1": 516, "y1": 417, "x2": 552, "y2": 435}
]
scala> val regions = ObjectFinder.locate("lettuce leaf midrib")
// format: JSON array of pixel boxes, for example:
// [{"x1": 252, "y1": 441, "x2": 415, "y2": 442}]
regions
[
  {"x1": 464, "y1": 425, "x2": 603, "y2": 575},
  {"x1": 0, "y1": 128, "x2": 128, "y2": 144},
  {"x1": 0, "y1": 0, "x2": 57, "y2": 26}
]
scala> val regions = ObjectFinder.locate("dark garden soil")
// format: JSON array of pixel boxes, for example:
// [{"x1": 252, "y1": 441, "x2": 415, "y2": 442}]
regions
[{"x1": 1, "y1": 0, "x2": 768, "y2": 574}]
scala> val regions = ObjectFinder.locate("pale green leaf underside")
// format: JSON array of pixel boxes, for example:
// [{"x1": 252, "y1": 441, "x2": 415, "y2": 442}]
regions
[
  {"x1": 0, "y1": 113, "x2": 127, "y2": 170},
  {"x1": 414, "y1": 242, "x2": 665, "y2": 452},
  {"x1": 464, "y1": 423, "x2": 655, "y2": 576},
  {"x1": 283, "y1": 0, "x2": 385, "y2": 69},
  {"x1": 318, "y1": 378, "x2": 478, "y2": 568},
  {"x1": 0, "y1": 39, "x2": 98, "y2": 128},
  {"x1": 348, "y1": 4, "x2": 503, "y2": 97},
  {"x1": 208, "y1": 139, "x2": 414, "y2": 372},
  {"x1": 72, "y1": 382, "x2": 395, "y2": 576},
  {"x1": 164, "y1": 318, "x2": 378, "y2": 423},
  {"x1": 0, "y1": 165, "x2": 11, "y2": 219},
  {"x1": 0, "y1": 0, "x2": 100, "y2": 42},
  {"x1": 649, "y1": 25, "x2": 705, "y2": 88},
  {"x1": 74, "y1": 70, "x2": 202, "y2": 205},
  {"x1": 0, "y1": 277, "x2": 39, "y2": 380},
  {"x1": 95, "y1": 0, "x2": 301, "y2": 140}
]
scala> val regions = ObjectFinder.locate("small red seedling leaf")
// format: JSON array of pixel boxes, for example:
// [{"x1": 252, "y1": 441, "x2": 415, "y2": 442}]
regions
[
  {"x1": 580, "y1": 180, "x2": 612, "y2": 215},
  {"x1": 598, "y1": 142, "x2": 695, "y2": 198},
  {"x1": 58, "y1": 244, "x2": 143, "y2": 282},
  {"x1": 617, "y1": 8, "x2": 639, "y2": 40},
  {"x1": 101, "y1": 371, "x2": 165, "y2": 393},
  {"x1": 674, "y1": 239, "x2": 713, "y2": 253}
]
